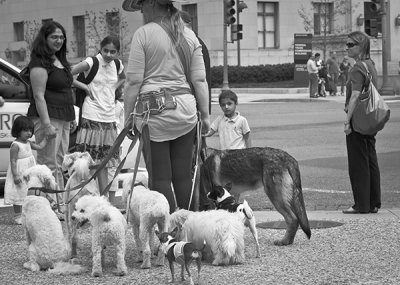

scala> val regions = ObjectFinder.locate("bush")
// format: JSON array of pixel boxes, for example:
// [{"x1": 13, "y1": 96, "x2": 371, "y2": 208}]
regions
[{"x1": 210, "y1": 63, "x2": 294, "y2": 88}]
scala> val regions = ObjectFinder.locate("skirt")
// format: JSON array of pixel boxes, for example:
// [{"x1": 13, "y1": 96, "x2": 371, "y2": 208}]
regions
[{"x1": 75, "y1": 118, "x2": 121, "y2": 168}]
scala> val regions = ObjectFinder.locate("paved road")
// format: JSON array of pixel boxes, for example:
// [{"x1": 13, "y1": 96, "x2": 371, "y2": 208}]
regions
[{"x1": 207, "y1": 96, "x2": 400, "y2": 210}]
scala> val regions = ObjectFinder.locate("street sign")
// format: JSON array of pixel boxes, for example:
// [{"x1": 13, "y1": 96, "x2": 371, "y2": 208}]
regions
[{"x1": 294, "y1": 33, "x2": 312, "y2": 87}]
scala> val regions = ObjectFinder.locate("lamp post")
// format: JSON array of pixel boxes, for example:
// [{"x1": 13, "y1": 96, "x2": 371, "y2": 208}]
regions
[
  {"x1": 236, "y1": 1, "x2": 247, "y2": 66},
  {"x1": 379, "y1": 0, "x2": 394, "y2": 95}
]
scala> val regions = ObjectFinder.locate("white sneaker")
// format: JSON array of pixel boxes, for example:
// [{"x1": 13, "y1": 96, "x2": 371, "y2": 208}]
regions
[{"x1": 14, "y1": 216, "x2": 22, "y2": 225}]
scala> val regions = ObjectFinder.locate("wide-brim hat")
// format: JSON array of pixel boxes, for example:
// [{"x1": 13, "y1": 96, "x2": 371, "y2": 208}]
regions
[{"x1": 122, "y1": 0, "x2": 188, "y2": 12}]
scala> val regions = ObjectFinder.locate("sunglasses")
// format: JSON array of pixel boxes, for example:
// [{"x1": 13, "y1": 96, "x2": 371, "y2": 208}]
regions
[{"x1": 346, "y1": 42, "x2": 358, "y2": 48}]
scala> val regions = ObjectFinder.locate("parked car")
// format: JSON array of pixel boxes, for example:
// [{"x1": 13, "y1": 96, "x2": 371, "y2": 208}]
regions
[{"x1": 0, "y1": 58, "x2": 139, "y2": 196}]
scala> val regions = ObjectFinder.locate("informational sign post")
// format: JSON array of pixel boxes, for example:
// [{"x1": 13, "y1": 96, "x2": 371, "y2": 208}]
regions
[{"x1": 294, "y1": 33, "x2": 312, "y2": 87}]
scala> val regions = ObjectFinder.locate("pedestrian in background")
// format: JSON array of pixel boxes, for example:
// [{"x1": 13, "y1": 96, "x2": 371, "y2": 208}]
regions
[
  {"x1": 204, "y1": 90, "x2": 251, "y2": 150},
  {"x1": 122, "y1": 0, "x2": 210, "y2": 212},
  {"x1": 326, "y1": 51, "x2": 339, "y2": 96},
  {"x1": 342, "y1": 31, "x2": 381, "y2": 214},
  {"x1": 26, "y1": 21, "x2": 75, "y2": 191},
  {"x1": 4, "y1": 116, "x2": 49, "y2": 224},
  {"x1": 71, "y1": 36, "x2": 125, "y2": 197},
  {"x1": 317, "y1": 60, "x2": 328, "y2": 97},
  {"x1": 339, "y1": 56, "x2": 350, "y2": 96},
  {"x1": 307, "y1": 52, "x2": 320, "y2": 98}
]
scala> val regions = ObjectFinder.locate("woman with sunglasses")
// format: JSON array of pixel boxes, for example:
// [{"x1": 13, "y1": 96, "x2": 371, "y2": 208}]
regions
[
  {"x1": 342, "y1": 31, "x2": 381, "y2": 214},
  {"x1": 122, "y1": 0, "x2": 210, "y2": 213},
  {"x1": 26, "y1": 21, "x2": 74, "y2": 198}
]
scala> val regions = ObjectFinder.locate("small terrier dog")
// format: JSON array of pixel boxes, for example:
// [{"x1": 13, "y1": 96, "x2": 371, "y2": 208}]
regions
[
  {"x1": 207, "y1": 185, "x2": 260, "y2": 258},
  {"x1": 156, "y1": 227, "x2": 205, "y2": 285}
]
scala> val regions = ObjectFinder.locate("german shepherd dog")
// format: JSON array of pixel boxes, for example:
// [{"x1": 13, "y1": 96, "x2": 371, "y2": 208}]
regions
[{"x1": 200, "y1": 147, "x2": 311, "y2": 246}]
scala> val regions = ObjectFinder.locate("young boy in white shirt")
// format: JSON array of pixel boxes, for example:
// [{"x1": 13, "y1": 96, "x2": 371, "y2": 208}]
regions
[{"x1": 204, "y1": 90, "x2": 251, "y2": 149}]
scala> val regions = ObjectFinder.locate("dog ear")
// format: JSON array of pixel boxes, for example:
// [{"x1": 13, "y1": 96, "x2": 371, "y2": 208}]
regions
[
  {"x1": 155, "y1": 229, "x2": 160, "y2": 237},
  {"x1": 171, "y1": 227, "x2": 179, "y2": 237},
  {"x1": 23, "y1": 174, "x2": 30, "y2": 183}
]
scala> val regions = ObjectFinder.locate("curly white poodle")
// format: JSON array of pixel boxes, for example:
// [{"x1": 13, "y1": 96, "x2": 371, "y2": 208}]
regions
[
  {"x1": 72, "y1": 195, "x2": 128, "y2": 277},
  {"x1": 122, "y1": 182, "x2": 169, "y2": 269},
  {"x1": 22, "y1": 195, "x2": 84, "y2": 274}
]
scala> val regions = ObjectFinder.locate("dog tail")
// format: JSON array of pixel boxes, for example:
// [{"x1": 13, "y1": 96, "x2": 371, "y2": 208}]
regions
[
  {"x1": 192, "y1": 240, "x2": 207, "y2": 259},
  {"x1": 241, "y1": 200, "x2": 254, "y2": 220},
  {"x1": 48, "y1": 261, "x2": 86, "y2": 275},
  {"x1": 287, "y1": 163, "x2": 311, "y2": 240},
  {"x1": 292, "y1": 181, "x2": 311, "y2": 240}
]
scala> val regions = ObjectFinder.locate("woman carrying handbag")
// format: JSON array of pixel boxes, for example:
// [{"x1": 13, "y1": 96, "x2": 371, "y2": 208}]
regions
[{"x1": 342, "y1": 31, "x2": 381, "y2": 214}]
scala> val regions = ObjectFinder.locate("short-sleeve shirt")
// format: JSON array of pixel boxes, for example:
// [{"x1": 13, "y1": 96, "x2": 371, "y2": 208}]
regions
[
  {"x1": 127, "y1": 23, "x2": 204, "y2": 141},
  {"x1": 210, "y1": 112, "x2": 250, "y2": 150},
  {"x1": 345, "y1": 59, "x2": 378, "y2": 107},
  {"x1": 82, "y1": 54, "x2": 124, "y2": 123},
  {"x1": 326, "y1": 58, "x2": 339, "y2": 74},
  {"x1": 27, "y1": 53, "x2": 75, "y2": 121}
]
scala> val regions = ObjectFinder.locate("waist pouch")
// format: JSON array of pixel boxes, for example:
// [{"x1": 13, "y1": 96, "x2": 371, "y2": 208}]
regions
[{"x1": 135, "y1": 88, "x2": 191, "y2": 116}]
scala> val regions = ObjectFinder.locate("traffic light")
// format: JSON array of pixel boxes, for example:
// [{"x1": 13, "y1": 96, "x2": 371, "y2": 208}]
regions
[
  {"x1": 364, "y1": 1, "x2": 382, "y2": 37},
  {"x1": 370, "y1": 0, "x2": 382, "y2": 13},
  {"x1": 231, "y1": 24, "x2": 243, "y2": 41},
  {"x1": 224, "y1": 0, "x2": 236, "y2": 25}
]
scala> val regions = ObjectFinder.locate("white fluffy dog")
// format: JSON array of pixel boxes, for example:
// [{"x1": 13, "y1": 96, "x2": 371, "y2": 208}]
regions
[
  {"x1": 62, "y1": 151, "x2": 100, "y2": 202},
  {"x1": 23, "y1": 164, "x2": 58, "y2": 205},
  {"x1": 169, "y1": 209, "x2": 245, "y2": 266},
  {"x1": 62, "y1": 151, "x2": 100, "y2": 257},
  {"x1": 22, "y1": 196, "x2": 84, "y2": 274},
  {"x1": 72, "y1": 195, "x2": 128, "y2": 277},
  {"x1": 122, "y1": 182, "x2": 169, "y2": 269}
]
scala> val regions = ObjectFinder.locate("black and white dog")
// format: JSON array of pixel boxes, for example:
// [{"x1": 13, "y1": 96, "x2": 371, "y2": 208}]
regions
[{"x1": 207, "y1": 185, "x2": 260, "y2": 257}]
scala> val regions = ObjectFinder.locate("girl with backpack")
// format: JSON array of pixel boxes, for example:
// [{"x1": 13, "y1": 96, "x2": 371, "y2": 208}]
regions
[{"x1": 71, "y1": 36, "x2": 125, "y2": 198}]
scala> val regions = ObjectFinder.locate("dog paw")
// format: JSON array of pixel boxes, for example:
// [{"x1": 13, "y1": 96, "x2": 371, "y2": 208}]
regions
[
  {"x1": 140, "y1": 263, "x2": 151, "y2": 269},
  {"x1": 273, "y1": 239, "x2": 292, "y2": 246},
  {"x1": 92, "y1": 271, "x2": 102, "y2": 277},
  {"x1": 114, "y1": 269, "x2": 127, "y2": 276},
  {"x1": 24, "y1": 261, "x2": 40, "y2": 272}
]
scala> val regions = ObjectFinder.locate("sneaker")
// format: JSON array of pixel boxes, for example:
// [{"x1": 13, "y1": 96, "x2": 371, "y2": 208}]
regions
[{"x1": 14, "y1": 216, "x2": 22, "y2": 225}]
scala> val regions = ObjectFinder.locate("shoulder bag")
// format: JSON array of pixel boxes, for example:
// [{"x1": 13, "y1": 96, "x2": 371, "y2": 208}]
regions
[{"x1": 351, "y1": 62, "x2": 390, "y2": 135}]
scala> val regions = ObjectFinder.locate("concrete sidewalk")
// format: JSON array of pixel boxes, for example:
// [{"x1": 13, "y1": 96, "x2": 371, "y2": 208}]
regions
[{"x1": 211, "y1": 87, "x2": 400, "y2": 103}]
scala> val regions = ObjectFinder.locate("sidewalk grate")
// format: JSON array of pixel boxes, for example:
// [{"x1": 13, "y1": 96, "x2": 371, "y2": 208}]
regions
[{"x1": 257, "y1": 220, "x2": 344, "y2": 229}]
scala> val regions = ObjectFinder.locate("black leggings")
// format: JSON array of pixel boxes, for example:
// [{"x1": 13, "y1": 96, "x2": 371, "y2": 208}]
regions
[{"x1": 142, "y1": 127, "x2": 196, "y2": 213}]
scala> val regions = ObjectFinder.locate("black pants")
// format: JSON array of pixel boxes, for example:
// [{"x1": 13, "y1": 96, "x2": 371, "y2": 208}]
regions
[
  {"x1": 346, "y1": 131, "x2": 381, "y2": 212},
  {"x1": 142, "y1": 127, "x2": 196, "y2": 213}
]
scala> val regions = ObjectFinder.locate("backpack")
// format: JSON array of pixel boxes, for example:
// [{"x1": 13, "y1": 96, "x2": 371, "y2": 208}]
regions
[{"x1": 75, "y1": 56, "x2": 121, "y2": 126}]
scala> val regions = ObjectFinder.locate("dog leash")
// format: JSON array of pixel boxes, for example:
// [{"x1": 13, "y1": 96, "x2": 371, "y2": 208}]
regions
[
  {"x1": 126, "y1": 111, "x2": 150, "y2": 223},
  {"x1": 188, "y1": 113, "x2": 203, "y2": 210},
  {"x1": 63, "y1": 116, "x2": 140, "y2": 204}
]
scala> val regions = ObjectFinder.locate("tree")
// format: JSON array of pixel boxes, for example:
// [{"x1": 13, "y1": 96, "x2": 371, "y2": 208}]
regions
[
  {"x1": 82, "y1": 8, "x2": 132, "y2": 62},
  {"x1": 23, "y1": 20, "x2": 41, "y2": 61},
  {"x1": 298, "y1": 0, "x2": 358, "y2": 60}
]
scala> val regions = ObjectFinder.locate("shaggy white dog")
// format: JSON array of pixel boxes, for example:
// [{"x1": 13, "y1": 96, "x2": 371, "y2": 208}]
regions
[
  {"x1": 22, "y1": 164, "x2": 58, "y2": 204},
  {"x1": 62, "y1": 151, "x2": 100, "y2": 203},
  {"x1": 169, "y1": 209, "x2": 245, "y2": 266},
  {"x1": 22, "y1": 196, "x2": 84, "y2": 274},
  {"x1": 62, "y1": 151, "x2": 100, "y2": 257},
  {"x1": 72, "y1": 195, "x2": 128, "y2": 277},
  {"x1": 122, "y1": 183, "x2": 169, "y2": 269}
]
